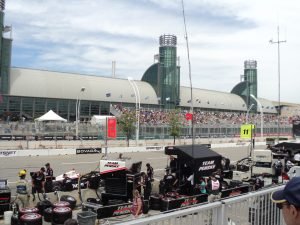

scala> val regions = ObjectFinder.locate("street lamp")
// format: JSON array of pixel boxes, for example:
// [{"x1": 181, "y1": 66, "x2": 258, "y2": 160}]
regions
[
  {"x1": 250, "y1": 94, "x2": 264, "y2": 138},
  {"x1": 75, "y1": 87, "x2": 86, "y2": 139},
  {"x1": 270, "y1": 26, "x2": 286, "y2": 143},
  {"x1": 246, "y1": 103, "x2": 254, "y2": 124},
  {"x1": 128, "y1": 77, "x2": 140, "y2": 145}
]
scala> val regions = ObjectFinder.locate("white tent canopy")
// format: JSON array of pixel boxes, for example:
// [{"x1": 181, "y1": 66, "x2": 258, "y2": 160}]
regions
[{"x1": 35, "y1": 110, "x2": 67, "y2": 122}]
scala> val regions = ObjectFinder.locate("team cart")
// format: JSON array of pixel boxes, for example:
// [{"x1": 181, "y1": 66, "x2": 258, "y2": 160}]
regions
[
  {"x1": 150, "y1": 145, "x2": 250, "y2": 212},
  {"x1": 81, "y1": 159, "x2": 150, "y2": 219}
]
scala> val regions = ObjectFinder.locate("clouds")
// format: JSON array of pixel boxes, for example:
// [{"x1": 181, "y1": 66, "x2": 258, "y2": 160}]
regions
[{"x1": 4, "y1": 0, "x2": 300, "y2": 103}]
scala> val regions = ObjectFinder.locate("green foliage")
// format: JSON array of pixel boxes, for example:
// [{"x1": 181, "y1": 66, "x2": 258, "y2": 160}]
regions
[
  {"x1": 167, "y1": 109, "x2": 182, "y2": 144},
  {"x1": 117, "y1": 110, "x2": 136, "y2": 146}
]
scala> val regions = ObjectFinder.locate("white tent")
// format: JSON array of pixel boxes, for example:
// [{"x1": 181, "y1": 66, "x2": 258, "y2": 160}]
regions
[{"x1": 35, "y1": 110, "x2": 67, "y2": 122}]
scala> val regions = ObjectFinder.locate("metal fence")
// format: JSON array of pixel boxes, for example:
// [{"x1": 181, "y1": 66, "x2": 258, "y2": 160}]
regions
[
  {"x1": 0, "y1": 121, "x2": 292, "y2": 140},
  {"x1": 120, "y1": 185, "x2": 285, "y2": 225}
]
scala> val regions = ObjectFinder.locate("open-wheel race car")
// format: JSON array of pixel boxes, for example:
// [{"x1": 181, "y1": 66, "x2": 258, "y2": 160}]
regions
[{"x1": 52, "y1": 169, "x2": 88, "y2": 192}]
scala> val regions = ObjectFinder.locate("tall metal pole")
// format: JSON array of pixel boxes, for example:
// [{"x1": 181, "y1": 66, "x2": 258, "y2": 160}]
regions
[
  {"x1": 246, "y1": 104, "x2": 254, "y2": 124},
  {"x1": 131, "y1": 80, "x2": 141, "y2": 145},
  {"x1": 270, "y1": 26, "x2": 286, "y2": 143},
  {"x1": 75, "y1": 87, "x2": 85, "y2": 139},
  {"x1": 181, "y1": 0, "x2": 194, "y2": 146},
  {"x1": 128, "y1": 78, "x2": 139, "y2": 146}
]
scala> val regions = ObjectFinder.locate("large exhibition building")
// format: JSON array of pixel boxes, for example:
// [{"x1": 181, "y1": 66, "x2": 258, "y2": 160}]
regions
[{"x1": 0, "y1": 2, "x2": 290, "y2": 123}]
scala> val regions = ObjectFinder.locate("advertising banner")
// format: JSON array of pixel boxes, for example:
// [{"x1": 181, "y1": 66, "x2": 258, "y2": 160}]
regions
[
  {"x1": 76, "y1": 148, "x2": 102, "y2": 155},
  {"x1": 0, "y1": 150, "x2": 17, "y2": 157}
]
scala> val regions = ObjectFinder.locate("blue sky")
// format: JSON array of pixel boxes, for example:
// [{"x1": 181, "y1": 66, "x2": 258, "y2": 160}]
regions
[{"x1": 4, "y1": 0, "x2": 300, "y2": 103}]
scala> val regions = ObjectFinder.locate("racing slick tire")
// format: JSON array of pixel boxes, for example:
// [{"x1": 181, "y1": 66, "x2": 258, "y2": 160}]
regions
[
  {"x1": 19, "y1": 207, "x2": 39, "y2": 218},
  {"x1": 60, "y1": 195, "x2": 77, "y2": 209},
  {"x1": 20, "y1": 213, "x2": 42, "y2": 225},
  {"x1": 43, "y1": 207, "x2": 53, "y2": 223},
  {"x1": 52, "y1": 207, "x2": 72, "y2": 225},
  {"x1": 149, "y1": 194, "x2": 162, "y2": 210},
  {"x1": 52, "y1": 201, "x2": 71, "y2": 209},
  {"x1": 36, "y1": 200, "x2": 52, "y2": 216}
]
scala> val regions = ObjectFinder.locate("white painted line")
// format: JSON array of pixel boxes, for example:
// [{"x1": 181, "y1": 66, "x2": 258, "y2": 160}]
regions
[{"x1": 62, "y1": 161, "x2": 99, "y2": 165}]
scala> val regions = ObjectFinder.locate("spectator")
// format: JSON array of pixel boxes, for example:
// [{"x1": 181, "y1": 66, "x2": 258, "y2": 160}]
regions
[
  {"x1": 206, "y1": 174, "x2": 222, "y2": 202},
  {"x1": 271, "y1": 177, "x2": 300, "y2": 225},
  {"x1": 131, "y1": 189, "x2": 143, "y2": 218},
  {"x1": 198, "y1": 177, "x2": 207, "y2": 194}
]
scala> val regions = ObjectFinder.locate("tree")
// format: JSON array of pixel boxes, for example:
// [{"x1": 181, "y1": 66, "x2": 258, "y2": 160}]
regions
[
  {"x1": 167, "y1": 109, "x2": 182, "y2": 145},
  {"x1": 117, "y1": 110, "x2": 136, "y2": 147}
]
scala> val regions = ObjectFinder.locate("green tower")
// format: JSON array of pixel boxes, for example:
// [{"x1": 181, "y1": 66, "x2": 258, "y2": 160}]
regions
[
  {"x1": 244, "y1": 60, "x2": 257, "y2": 111},
  {"x1": 142, "y1": 34, "x2": 180, "y2": 109},
  {"x1": 0, "y1": 0, "x2": 12, "y2": 95}
]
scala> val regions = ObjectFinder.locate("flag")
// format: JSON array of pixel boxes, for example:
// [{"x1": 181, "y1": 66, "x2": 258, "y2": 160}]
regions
[
  {"x1": 185, "y1": 113, "x2": 193, "y2": 121},
  {"x1": 106, "y1": 93, "x2": 111, "y2": 97}
]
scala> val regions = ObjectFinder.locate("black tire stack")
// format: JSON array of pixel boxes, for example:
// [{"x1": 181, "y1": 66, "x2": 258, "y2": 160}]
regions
[
  {"x1": 51, "y1": 201, "x2": 72, "y2": 225},
  {"x1": 19, "y1": 207, "x2": 39, "y2": 219},
  {"x1": 52, "y1": 207, "x2": 72, "y2": 225},
  {"x1": 20, "y1": 213, "x2": 43, "y2": 225},
  {"x1": 60, "y1": 195, "x2": 77, "y2": 210}
]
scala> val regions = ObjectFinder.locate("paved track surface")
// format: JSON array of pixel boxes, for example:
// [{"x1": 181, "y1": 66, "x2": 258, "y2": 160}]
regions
[
  {"x1": 0, "y1": 144, "x2": 265, "y2": 224},
  {"x1": 0, "y1": 144, "x2": 264, "y2": 193}
]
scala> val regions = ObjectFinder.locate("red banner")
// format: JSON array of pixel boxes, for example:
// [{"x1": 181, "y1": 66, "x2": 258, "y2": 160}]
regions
[
  {"x1": 107, "y1": 118, "x2": 117, "y2": 139},
  {"x1": 185, "y1": 113, "x2": 193, "y2": 121}
]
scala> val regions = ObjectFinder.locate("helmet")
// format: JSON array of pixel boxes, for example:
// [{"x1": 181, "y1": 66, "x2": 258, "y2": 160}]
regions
[{"x1": 19, "y1": 169, "x2": 27, "y2": 177}]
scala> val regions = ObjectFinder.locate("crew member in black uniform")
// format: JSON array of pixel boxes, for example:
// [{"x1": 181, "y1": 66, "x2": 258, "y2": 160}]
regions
[
  {"x1": 44, "y1": 162, "x2": 54, "y2": 193},
  {"x1": 162, "y1": 168, "x2": 175, "y2": 194},
  {"x1": 273, "y1": 159, "x2": 283, "y2": 177},
  {"x1": 146, "y1": 163, "x2": 154, "y2": 182},
  {"x1": 31, "y1": 167, "x2": 45, "y2": 200},
  {"x1": 139, "y1": 172, "x2": 152, "y2": 200}
]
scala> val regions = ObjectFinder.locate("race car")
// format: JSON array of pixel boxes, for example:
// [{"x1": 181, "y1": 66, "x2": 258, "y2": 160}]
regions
[{"x1": 52, "y1": 169, "x2": 88, "y2": 192}]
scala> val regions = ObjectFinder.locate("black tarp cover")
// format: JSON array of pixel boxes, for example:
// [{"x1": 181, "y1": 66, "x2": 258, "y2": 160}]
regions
[{"x1": 165, "y1": 145, "x2": 222, "y2": 181}]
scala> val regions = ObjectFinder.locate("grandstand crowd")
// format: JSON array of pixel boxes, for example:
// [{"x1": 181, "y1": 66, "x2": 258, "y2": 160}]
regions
[{"x1": 114, "y1": 104, "x2": 300, "y2": 126}]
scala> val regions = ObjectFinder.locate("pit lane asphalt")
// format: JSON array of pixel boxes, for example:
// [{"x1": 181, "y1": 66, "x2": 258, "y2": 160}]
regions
[
  {"x1": 0, "y1": 145, "x2": 264, "y2": 194},
  {"x1": 0, "y1": 144, "x2": 266, "y2": 224}
]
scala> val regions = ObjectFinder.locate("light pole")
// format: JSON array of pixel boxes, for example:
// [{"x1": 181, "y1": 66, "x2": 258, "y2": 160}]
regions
[
  {"x1": 75, "y1": 87, "x2": 86, "y2": 139},
  {"x1": 270, "y1": 26, "x2": 286, "y2": 143},
  {"x1": 246, "y1": 103, "x2": 255, "y2": 124},
  {"x1": 128, "y1": 77, "x2": 140, "y2": 145},
  {"x1": 250, "y1": 94, "x2": 264, "y2": 138}
]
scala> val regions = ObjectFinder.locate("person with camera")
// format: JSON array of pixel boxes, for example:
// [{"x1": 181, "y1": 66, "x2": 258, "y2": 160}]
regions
[{"x1": 31, "y1": 167, "x2": 45, "y2": 200}]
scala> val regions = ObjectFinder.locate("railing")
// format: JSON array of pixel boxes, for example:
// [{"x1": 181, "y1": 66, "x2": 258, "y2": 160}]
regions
[
  {"x1": 0, "y1": 122, "x2": 292, "y2": 140},
  {"x1": 120, "y1": 185, "x2": 285, "y2": 225}
]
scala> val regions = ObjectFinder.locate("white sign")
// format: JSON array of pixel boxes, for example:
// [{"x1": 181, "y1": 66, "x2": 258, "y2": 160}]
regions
[
  {"x1": 99, "y1": 160, "x2": 126, "y2": 174},
  {"x1": 0, "y1": 150, "x2": 17, "y2": 157},
  {"x1": 198, "y1": 160, "x2": 216, "y2": 171}
]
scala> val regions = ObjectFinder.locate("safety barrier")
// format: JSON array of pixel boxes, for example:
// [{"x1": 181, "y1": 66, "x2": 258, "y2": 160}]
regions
[{"x1": 120, "y1": 185, "x2": 286, "y2": 225}]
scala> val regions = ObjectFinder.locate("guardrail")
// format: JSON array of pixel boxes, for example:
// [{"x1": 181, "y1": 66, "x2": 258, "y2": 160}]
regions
[{"x1": 120, "y1": 185, "x2": 286, "y2": 225}]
